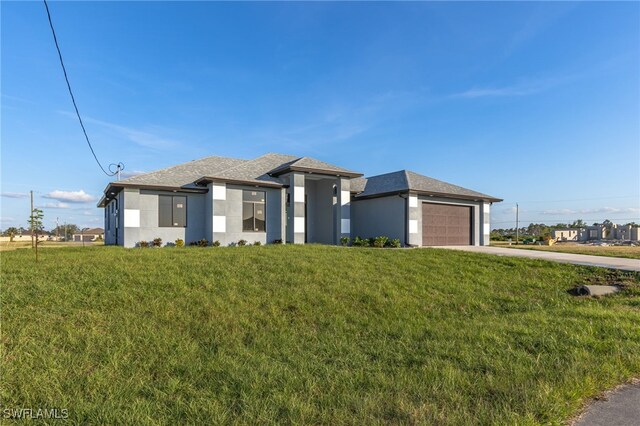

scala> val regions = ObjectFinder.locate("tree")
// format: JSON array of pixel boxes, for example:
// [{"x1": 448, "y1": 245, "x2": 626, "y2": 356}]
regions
[
  {"x1": 570, "y1": 219, "x2": 586, "y2": 228},
  {"x1": 28, "y1": 208, "x2": 44, "y2": 262},
  {"x1": 4, "y1": 227, "x2": 18, "y2": 242},
  {"x1": 50, "y1": 224, "x2": 79, "y2": 241}
]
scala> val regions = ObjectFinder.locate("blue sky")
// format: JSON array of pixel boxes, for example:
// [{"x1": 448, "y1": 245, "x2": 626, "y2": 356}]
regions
[{"x1": 2, "y1": 1, "x2": 639, "y2": 230}]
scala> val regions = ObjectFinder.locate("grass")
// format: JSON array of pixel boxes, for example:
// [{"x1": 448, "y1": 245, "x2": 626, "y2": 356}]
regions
[
  {"x1": 2, "y1": 245, "x2": 639, "y2": 424},
  {"x1": 0, "y1": 240, "x2": 103, "y2": 252},
  {"x1": 491, "y1": 241, "x2": 640, "y2": 260}
]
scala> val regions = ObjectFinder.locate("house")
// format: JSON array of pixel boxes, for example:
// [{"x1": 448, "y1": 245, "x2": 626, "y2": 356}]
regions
[
  {"x1": 98, "y1": 153, "x2": 501, "y2": 247},
  {"x1": 552, "y1": 228, "x2": 579, "y2": 241},
  {"x1": 72, "y1": 228, "x2": 104, "y2": 242},
  {"x1": 614, "y1": 224, "x2": 639, "y2": 241},
  {"x1": 553, "y1": 224, "x2": 640, "y2": 242}
]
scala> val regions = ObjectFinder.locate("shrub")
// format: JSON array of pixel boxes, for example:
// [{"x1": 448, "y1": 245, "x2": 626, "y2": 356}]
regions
[
  {"x1": 152, "y1": 238, "x2": 163, "y2": 247},
  {"x1": 174, "y1": 239, "x2": 184, "y2": 248},
  {"x1": 197, "y1": 239, "x2": 209, "y2": 247},
  {"x1": 253, "y1": 241, "x2": 261, "y2": 246},
  {"x1": 237, "y1": 239, "x2": 247, "y2": 247},
  {"x1": 372, "y1": 236, "x2": 389, "y2": 248},
  {"x1": 388, "y1": 238, "x2": 401, "y2": 248},
  {"x1": 340, "y1": 236, "x2": 350, "y2": 246},
  {"x1": 211, "y1": 240, "x2": 221, "y2": 247},
  {"x1": 272, "y1": 239, "x2": 283, "y2": 244},
  {"x1": 138, "y1": 241, "x2": 149, "y2": 248},
  {"x1": 188, "y1": 241, "x2": 198, "y2": 247},
  {"x1": 352, "y1": 236, "x2": 370, "y2": 247}
]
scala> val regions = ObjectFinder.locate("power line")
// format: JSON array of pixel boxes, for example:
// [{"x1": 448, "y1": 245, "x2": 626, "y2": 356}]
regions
[{"x1": 43, "y1": 0, "x2": 124, "y2": 177}]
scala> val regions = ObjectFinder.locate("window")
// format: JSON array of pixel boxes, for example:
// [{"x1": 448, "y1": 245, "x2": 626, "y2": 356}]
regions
[
  {"x1": 243, "y1": 190, "x2": 266, "y2": 232},
  {"x1": 159, "y1": 195, "x2": 187, "y2": 227}
]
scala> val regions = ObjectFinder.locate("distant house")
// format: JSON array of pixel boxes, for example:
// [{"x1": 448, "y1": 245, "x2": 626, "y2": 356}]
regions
[
  {"x1": 554, "y1": 224, "x2": 639, "y2": 242},
  {"x1": 72, "y1": 228, "x2": 104, "y2": 242},
  {"x1": 552, "y1": 228, "x2": 579, "y2": 241}
]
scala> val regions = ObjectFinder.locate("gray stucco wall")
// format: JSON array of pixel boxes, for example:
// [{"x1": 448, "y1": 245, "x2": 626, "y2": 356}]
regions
[
  {"x1": 118, "y1": 188, "x2": 206, "y2": 247},
  {"x1": 351, "y1": 193, "x2": 493, "y2": 247},
  {"x1": 305, "y1": 179, "x2": 336, "y2": 244},
  {"x1": 218, "y1": 184, "x2": 284, "y2": 246},
  {"x1": 351, "y1": 195, "x2": 406, "y2": 245}
]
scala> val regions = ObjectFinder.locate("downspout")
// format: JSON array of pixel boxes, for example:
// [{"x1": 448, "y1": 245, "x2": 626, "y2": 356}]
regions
[
  {"x1": 401, "y1": 193, "x2": 409, "y2": 247},
  {"x1": 113, "y1": 196, "x2": 119, "y2": 246}
]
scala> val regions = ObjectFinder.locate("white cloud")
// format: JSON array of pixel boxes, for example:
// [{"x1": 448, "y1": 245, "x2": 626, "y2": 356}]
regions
[
  {"x1": 542, "y1": 208, "x2": 577, "y2": 215},
  {"x1": 542, "y1": 207, "x2": 640, "y2": 215},
  {"x1": 1, "y1": 192, "x2": 29, "y2": 199},
  {"x1": 0, "y1": 216, "x2": 16, "y2": 223},
  {"x1": 580, "y1": 207, "x2": 640, "y2": 214},
  {"x1": 42, "y1": 202, "x2": 71, "y2": 209},
  {"x1": 59, "y1": 112, "x2": 179, "y2": 150},
  {"x1": 43, "y1": 190, "x2": 96, "y2": 203}
]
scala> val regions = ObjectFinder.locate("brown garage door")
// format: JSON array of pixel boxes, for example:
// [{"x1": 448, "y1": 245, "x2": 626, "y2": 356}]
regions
[{"x1": 422, "y1": 203, "x2": 472, "y2": 246}]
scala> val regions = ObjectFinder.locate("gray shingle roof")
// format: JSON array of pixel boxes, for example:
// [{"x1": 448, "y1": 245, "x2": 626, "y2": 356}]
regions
[
  {"x1": 118, "y1": 155, "x2": 247, "y2": 188},
  {"x1": 269, "y1": 156, "x2": 362, "y2": 177},
  {"x1": 203, "y1": 153, "x2": 299, "y2": 185},
  {"x1": 352, "y1": 170, "x2": 501, "y2": 202}
]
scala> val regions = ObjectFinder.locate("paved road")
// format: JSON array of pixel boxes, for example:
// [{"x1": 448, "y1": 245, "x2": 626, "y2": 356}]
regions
[
  {"x1": 573, "y1": 382, "x2": 640, "y2": 426},
  {"x1": 434, "y1": 246, "x2": 640, "y2": 272}
]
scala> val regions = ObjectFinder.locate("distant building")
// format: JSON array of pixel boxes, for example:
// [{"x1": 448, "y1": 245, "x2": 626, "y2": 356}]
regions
[
  {"x1": 72, "y1": 228, "x2": 104, "y2": 242},
  {"x1": 552, "y1": 224, "x2": 638, "y2": 242},
  {"x1": 552, "y1": 228, "x2": 579, "y2": 241}
]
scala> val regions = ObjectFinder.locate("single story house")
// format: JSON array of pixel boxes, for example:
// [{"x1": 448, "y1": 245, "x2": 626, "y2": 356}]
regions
[
  {"x1": 98, "y1": 153, "x2": 501, "y2": 247},
  {"x1": 72, "y1": 227, "x2": 105, "y2": 242}
]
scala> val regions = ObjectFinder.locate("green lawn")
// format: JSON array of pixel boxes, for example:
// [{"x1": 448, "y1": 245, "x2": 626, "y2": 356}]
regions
[
  {"x1": 491, "y1": 241, "x2": 640, "y2": 260},
  {"x1": 2, "y1": 246, "x2": 639, "y2": 424}
]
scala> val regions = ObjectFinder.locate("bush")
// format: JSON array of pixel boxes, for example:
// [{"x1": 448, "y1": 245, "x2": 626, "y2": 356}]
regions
[
  {"x1": 253, "y1": 241, "x2": 261, "y2": 246},
  {"x1": 237, "y1": 239, "x2": 247, "y2": 247},
  {"x1": 195, "y1": 239, "x2": 209, "y2": 247},
  {"x1": 174, "y1": 239, "x2": 184, "y2": 248},
  {"x1": 272, "y1": 239, "x2": 283, "y2": 244},
  {"x1": 152, "y1": 238, "x2": 163, "y2": 247},
  {"x1": 388, "y1": 238, "x2": 401, "y2": 248},
  {"x1": 340, "y1": 236, "x2": 350, "y2": 246},
  {"x1": 211, "y1": 240, "x2": 221, "y2": 247},
  {"x1": 372, "y1": 236, "x2": 389, "y2": 248},
  {"x1": 138, "y1": 241, "x2": 149, "y2": 248},
  {"x1": 352, "y1": 236, "x2": 370, "y2": 247}
]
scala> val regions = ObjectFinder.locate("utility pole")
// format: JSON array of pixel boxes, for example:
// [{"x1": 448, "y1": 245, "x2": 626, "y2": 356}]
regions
[
  {"x1": 30, "y1": 190, "x2": 34, "y2": 248},
  {"x1": 515, "y1": 203, "x2": 519, "y2": 245}
]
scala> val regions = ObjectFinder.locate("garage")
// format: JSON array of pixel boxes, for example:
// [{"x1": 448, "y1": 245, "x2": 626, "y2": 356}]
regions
[{"x1": 422, "y1": 202, "x2": 472, "y2": 246}]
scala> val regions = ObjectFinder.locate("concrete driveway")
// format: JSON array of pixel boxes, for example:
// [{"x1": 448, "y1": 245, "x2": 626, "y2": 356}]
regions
[
  {"x1": 572, "y1": 381, "x2": 640, "y2": 426},
  {"x1": 434, "y1": 246, "x2": 640, "y2": 272}
]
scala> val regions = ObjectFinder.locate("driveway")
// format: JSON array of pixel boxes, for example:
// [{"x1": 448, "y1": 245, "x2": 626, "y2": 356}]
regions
[
  {"x1": 572, "y1": 381, "x2": 640, "y2": 426},
  {"x1": 434, "y1": 246, "x2": 640, "y2": 272}
]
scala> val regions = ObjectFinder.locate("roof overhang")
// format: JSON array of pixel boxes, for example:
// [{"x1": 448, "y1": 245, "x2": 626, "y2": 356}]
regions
[
  {"x1": 269, "y1": 165, "x2": 363, "y2": 178},
  {"x1": 97, "y1": 182, "x2": 208, "y2": 207},
  {"x1": 353, "y1": 189, "x2": 502, "y2": 203},
  {"x1": 194, "y1": 176, "x2": 284, "y2": 188}
]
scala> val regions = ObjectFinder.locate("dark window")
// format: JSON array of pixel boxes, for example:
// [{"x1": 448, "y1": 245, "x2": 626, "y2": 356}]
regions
[
  {"x1": 159, "y1": 195, "x2": 187, "y2": 227},
  {"x1": 242, "y1": 190, "x2": 266, "y2": 232}
]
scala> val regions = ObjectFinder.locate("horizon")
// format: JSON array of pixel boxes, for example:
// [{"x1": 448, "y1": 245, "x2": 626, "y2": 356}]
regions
[{"x1": 2, "y1": 2, "x2": 639, "y2": 230}]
